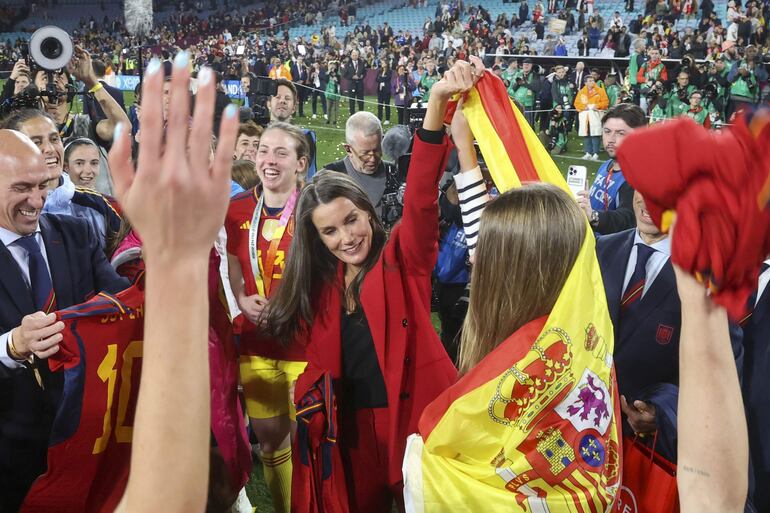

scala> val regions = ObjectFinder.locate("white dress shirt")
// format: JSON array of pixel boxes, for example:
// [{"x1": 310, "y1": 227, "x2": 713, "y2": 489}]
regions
[
  {"x1": 0, "y1": 226, "x2": 52, "y2": 369},
  {"x1": 757, "y1": 258, "x2": 770, "y2": 306},
  {"x1": 621, "y1": 231, "x2": 672, "y2": 298}
]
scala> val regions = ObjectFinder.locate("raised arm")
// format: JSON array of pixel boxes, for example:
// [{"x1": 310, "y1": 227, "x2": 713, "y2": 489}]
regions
[
  {"x1": 108, "y1": 53, "x2": 238, "y2": 513},
  {"x1": 68, "y1": 46, "x2": 131, "y2": 144},
  {"x1": 675, "y1": 265, "x2": 748, "y2": 513},
  {"x1": 398, "y1": 58, "x2": 482, "y2": 274},
  {"x1": 449, "y1": 105, "x2": 490, "y2": 256}
]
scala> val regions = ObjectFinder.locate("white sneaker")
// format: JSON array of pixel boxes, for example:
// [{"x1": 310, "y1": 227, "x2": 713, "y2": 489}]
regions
[
  {"x1": 591, "y1": 153, "x2": 599, "y2": 160},
  {"x1": 312, "y1": 114, "x2": 317, "y2": 119},
  {"x1": 324, "y1": 114, "x2": 328, "y2": 120},
  {"x1": 582, "y1": 152, "x2": 591, "y2": 159},
  {"x1": 384, "y1": 120, "x2": 390, "y2": 125}
]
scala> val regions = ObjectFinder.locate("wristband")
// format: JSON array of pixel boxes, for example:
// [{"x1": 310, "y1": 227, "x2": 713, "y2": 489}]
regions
[
  {"x1": 88, "y1": 82, "x2": 104, "y2": 93},
  {"x1": 7, "y1": 330, "x2": 28, "y2": 362}
]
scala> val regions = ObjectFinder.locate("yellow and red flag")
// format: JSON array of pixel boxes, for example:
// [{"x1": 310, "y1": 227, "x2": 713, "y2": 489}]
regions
[{"x1": 403, "y1": 73, "x2": 620, "y2": 513}]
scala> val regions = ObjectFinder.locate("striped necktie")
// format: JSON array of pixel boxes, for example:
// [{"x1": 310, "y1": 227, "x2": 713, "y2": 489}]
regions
[
  {"x1": 16, "y1": 235, "x2": 57, "y2": 314},
  {"x1": 621, "y1": 243, "x2": 656, "y2": 311}
]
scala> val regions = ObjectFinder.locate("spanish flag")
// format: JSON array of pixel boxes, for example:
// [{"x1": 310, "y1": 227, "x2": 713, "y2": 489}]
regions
[{"x1": 403, "y1": 73, "x2": 620, "y2": 513}]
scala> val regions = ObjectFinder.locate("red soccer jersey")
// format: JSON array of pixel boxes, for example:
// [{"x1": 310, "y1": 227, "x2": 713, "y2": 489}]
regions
[
  {"x1": 225, "y1": 188, "x2": 305, "y2": 361},
  {"x1": 21, "y1": 282, "x2": 145, "y2": 513}
]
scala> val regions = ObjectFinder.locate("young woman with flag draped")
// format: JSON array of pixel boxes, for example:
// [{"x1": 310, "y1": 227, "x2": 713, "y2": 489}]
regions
[
  {"x1": 403, "y1": 66, "x2": 621, "y2": 513},
  {"x1": 225, "y1": 122, "x2": 311, "y2": 513},
  {"x1": 264, "y1": 59, "x2": 485, "y2": 513}
]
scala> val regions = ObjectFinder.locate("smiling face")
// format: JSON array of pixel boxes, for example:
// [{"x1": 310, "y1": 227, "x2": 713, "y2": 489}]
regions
[
  {"x1": 633, "y1": 191, "x2": 666, "y2": 244},
  {"x1": 0, "y1": 130, "x2": 60, "y2": 235},
  {"x1": 17, "y1": 115, "x2": 64, "y2": 175},
  {"x1": 255, "y1": 129, "x2": 306, "y2": 196},
  {"x1": 311, "y1": 196, "x2": 373, "y2": 270},
  {"x1": 268, "y1": 84, "x2": 297, "y2": 123},
  {"x1": 234, "y1": 133, "x2": 260, "y2": 163},
  {"x1": 65, "y1": 143, "x2": 101, "y2": 188}
]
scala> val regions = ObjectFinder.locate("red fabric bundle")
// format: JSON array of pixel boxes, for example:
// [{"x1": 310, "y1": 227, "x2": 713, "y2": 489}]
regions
[{"x1": 616, "y1": 111, "x2": 770, "y2": 321}]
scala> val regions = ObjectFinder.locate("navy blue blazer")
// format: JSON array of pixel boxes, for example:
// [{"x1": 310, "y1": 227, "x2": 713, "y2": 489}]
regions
[
  {"x1": 0, "y1": 214, "x2": 128, "y2": 440},
  {"x1": 743, "y1": 286, "x2": 770, "y2": 473},
  {"x1": 596, "y1": 229, "x2": 683, "y2": 401},
  {"x1": 597, "y1": 229, "x2": 744, "y2": 456}
]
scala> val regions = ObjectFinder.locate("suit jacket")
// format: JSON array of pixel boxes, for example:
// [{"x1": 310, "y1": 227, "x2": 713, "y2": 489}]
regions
[
  {"x1": 597, "y1": 229, "x2": 682, "y2": 401},
  {"x1": 743, "y1": 284, "x2": 770, "y2": 472},
  {"x1": 342, "y1": 58, "x2": 367, "y2": 84},
  {"x1": 571, "y1": 68, "x2": 588, "y2": 88},
  {"x1": 0, "y1": 214, "x2": 128, "y2": 440},
  {"x1": 597, "y1": 229, "x2": 743, "y2": 425},
  {"x1": 295, "y1": 133, "x2": 457, "y2": 489}
]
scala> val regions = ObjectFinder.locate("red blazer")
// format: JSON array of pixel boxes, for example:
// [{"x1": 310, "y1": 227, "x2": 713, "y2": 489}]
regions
[{"x1": 294, "y1": 132, "x2": 458, "y2": 487}]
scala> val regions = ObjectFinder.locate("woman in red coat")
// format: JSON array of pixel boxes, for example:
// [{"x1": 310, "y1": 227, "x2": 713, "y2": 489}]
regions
[{"x1": 266, "y1": 59, "x2": 484, "y2": 512}]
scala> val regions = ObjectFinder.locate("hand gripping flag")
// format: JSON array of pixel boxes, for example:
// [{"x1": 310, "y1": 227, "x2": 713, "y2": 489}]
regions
[
  {"x1": 403, "y1": 72, "x2": 621, "y2": 513},
  {"x1": 615, "y1": 110, "x2": 770, "y2": 322}
]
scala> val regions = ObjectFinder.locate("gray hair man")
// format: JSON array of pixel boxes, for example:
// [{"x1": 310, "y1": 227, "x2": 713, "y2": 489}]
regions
[{"x1": 323, "y1": 112, "x2": 403, "y2": 227}]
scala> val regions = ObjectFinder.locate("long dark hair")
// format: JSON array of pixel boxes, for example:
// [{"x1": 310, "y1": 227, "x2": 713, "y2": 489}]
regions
[{"x1": 266, "y1": 170, "x2": 387, "y2": 345}]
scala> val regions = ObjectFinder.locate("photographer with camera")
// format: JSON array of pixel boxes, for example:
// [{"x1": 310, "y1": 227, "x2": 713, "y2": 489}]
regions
[
  {"x1": 727, "y1": 44, "x2": 767, "y2": 118},
  {"x1": 324, "y1": 111, "x2": 403, "y2": 229},
  {"x1": 646, "y1": 80, "x2": 670, "y2": 123},
  {"x1": 0, "y1": 59, "x2": 34, "y2": 108},
  {"x1": 683, "y1": 90, "x2": 711, "y2": 127},
  {"x1": 665, "y1": 70, "x2": 697, "y2": 118}
]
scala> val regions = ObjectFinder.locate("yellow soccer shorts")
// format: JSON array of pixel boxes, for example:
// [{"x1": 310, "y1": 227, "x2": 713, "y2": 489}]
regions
[{"x1": 239, "y1": 355, "x2": 308, "y2": 420}]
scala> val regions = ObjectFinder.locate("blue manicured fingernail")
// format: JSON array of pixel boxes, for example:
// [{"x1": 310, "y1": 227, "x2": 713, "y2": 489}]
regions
[
  {"x1": 146, "y1": 58, "x2": 161, "y2": 76},
  {"x1": 224, "y1": 104, "x2": 237, "y2": 119},
  {"x1": 113, "y1": 122, "x2": 123, "y2": 140},
  {"x1": 199, "y1": 67, "x2": 213, "y2": 86},
  {"x1": 174, "y1": 51, "x2": 189, "y2": 69}
]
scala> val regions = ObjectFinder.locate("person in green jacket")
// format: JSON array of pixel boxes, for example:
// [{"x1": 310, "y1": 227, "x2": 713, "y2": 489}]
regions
[
  {"x1": 605, "y1": 73, "x2": 622, "y2": 106},
  {"x1": 684, "y1": 91, "x2": 711, "y2": 127},
  {"x1": 665, "y1": 70, "x2": 697, "y2": 118},
  {"x1": 419, "y1": 59, "x2": 441, "y2": 104},
  {"x1": 325, "y1": 62, "x2": 341, "y2": 125}
]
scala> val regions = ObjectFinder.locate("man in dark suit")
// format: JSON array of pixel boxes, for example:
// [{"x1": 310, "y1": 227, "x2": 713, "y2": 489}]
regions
[
  {"x1": 343, "y1": 49, "x2": 366, "y2": 115},
  {"x1": 596, "y1": 190, "x2": 743, "y2": 461},
  {"x1": 290, "y1": 55, "x2": 310, "y2": 118},
  {"x1": 0, "y1": 130, "x2": 128, "y2": 512},
  {"x1": 570, "y1": 60, "x2": 588, "y2": 90},
  {"x1": 742, "y1": 259, "x2": 770, "y2": 511}
]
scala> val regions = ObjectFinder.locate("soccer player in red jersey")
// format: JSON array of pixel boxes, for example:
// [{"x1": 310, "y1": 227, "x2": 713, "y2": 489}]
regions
[{"x1": 224, "y1": 121, "x2": 309, "y2": 513}]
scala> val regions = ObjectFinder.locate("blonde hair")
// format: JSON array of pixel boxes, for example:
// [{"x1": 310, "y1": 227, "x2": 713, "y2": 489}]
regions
[{"x1": 458, "y1": 183, "x2": 586, "y2": 374}]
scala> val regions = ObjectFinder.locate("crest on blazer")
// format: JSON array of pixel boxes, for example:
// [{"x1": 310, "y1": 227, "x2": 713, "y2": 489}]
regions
[{"x1": 655, "y1": 324, "x2": 674, "y2": 345}]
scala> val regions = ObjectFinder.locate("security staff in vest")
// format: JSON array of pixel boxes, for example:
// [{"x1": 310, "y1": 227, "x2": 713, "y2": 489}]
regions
[
  {"x1": 0, "y1": 130, "x2": 128, "y2": 512},
  {"x1": 323, "y1": 111, "x2": 402, "y2": 229},
  {"x1": 577, "y1": 103, "x2": 645, "y2": 235}
]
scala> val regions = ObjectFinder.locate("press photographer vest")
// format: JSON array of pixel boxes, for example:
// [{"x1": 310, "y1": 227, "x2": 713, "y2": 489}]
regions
[{"x1": 589, "y1": 159, "x2": 626, "y2": 212}]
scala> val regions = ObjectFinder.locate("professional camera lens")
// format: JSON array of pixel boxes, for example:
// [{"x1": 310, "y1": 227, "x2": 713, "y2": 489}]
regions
[{"x1": 40, "y1": 37, "x2": 63, "y2": 60}]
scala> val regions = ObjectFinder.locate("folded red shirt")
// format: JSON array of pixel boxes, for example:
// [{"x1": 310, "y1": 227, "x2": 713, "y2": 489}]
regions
[{"x1": 616, "y1": 110, "x2": 770, "y2": 321}]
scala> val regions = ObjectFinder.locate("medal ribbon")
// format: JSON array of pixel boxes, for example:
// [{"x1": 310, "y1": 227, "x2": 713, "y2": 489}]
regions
[{"x1": 248, "y1": 188, "x2": 299, "y2": 297}]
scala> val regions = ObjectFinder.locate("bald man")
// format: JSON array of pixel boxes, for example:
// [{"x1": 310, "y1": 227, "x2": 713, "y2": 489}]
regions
[{"x1": 0, "y1": 129, "x2": 128, "y2": 512}]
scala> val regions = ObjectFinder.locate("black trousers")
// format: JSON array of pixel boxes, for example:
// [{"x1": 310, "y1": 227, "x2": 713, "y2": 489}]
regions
[
  {"x1": 377, "y1": 91, "x2": 391, "y2": 122},
  {"x1": 436, "y1": 282, "x2": 467, "y2": 365},
  {"x1": 311, "y1": 89, "x2": 327, "y2": 115},
  {"x1": 349, "y1": 80, "x2": 365, "y2": 114},
  {"x1": 396, "y1": 104, "x2": 408, "y2": 125}
]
